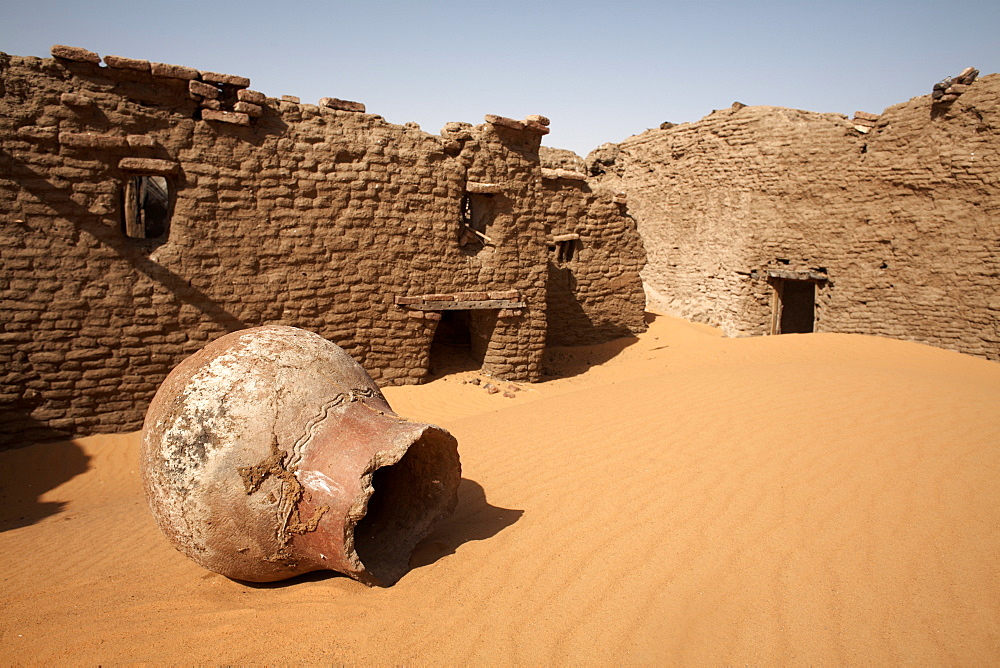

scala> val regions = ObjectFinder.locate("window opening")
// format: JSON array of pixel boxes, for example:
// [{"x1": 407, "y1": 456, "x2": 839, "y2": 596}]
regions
[
  {"x1": 556, "y1": 239, "x2": 576, "y2": 263},
  {"x1": 123, "y1": 175, "x2": 170, "y2": 239},
  {"x1": 458, "y1": 192, "x2": 495, "y2": 249}
]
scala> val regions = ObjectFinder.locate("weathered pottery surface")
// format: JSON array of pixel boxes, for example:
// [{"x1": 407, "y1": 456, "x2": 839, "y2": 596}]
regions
[{"x1": 141, "y1": 325, "x2": 461, "y2": 586}]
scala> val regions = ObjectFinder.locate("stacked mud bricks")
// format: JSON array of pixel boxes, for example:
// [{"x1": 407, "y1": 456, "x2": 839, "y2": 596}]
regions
[
  {"x1": 0, "y1": 46, "x2": 646, "y2": 446},
  {"x1": 590, "y1": 71, "x2": 999, "y2": 360}
]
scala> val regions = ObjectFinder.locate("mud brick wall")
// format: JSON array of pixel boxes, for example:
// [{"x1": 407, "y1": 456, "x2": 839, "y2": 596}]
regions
[
  {"x1": 537, "y1": 165, "x2": 646, "y2": 346},
  {"x1": 0, "y1": 48, "x2": 647, "y2": 446},
  {"x1": 593, "y1": 76, "x2": 1000, "y2": 360}
]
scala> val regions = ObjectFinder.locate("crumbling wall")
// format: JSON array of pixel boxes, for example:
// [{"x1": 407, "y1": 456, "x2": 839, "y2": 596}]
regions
[
  {"x1": 596, "y1": 75, "x2": 1000, "y2": 360},
  {"x1": 1, "y1": 47, "x2": 647, "y2": 446},
  {"x1": 536, "y1": 154, "x2": 646, "y2": 345}
]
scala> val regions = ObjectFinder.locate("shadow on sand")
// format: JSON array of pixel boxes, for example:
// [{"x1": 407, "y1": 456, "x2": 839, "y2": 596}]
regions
[
  {"x1": 539, "y1": 312, "x2": 657, "y2": 381},
  {"x1": 240, "y1": 478, "x2": 522, "y2": 588},
  {"x1": 0, "y1": 437, "x2": 92, "y2": 532}
]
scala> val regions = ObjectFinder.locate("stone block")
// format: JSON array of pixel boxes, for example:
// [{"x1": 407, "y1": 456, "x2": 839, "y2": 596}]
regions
[
  {"x1": 200, "y1": 99, "x2": 222, "y2": 111},
  {"x1": 945, "y1": 83, "x2": 969, "y2": 95},
  {"x1": 201, "y1": 109, "x2": 251, "y2": 126},
  {"x1": 281, "y1": 95, "x2": 301, "y2": 104},
  {"x1": 484, "y1": 114, "x2": 526, "y2": 130},
  {"x1": 853, "y1": 111, "x2": 880, "y2": 121},
  {"x1": 423, "y1": 294, "x2": 455, "y2": 301},
  {"x1": 200, "y1": 71, "x2": 250, "y2": 88},
  {"x1": 525, "y1": 114, "x2": 550, "y2": 126},
  {"x1": 395, "y1": 296, "x2": 422, "y2": 305},
  {"x1": 489, "y1": 290, "x2": 519, "y2": 300},
  {"x1": 319, "y1": 97, "x2": 366, "y2": 113},
  {"x1": 118, "y1": 157, "x2": 180, "y2": 175},
  {"x1": 126, "y1": 135, "x2": 158, "y2": 148},
  {"x1": 150, "y1": 62, "x2": 200, "y2": 80},
  {"x1": 60, "y1": 92, "x2": 94, "y2": 107},
  {"x1": 524, "y1": 120, "x2": 550, "y2": 135},
  {"x1": 189, "y1": 80, "x2": 219, "y2": 99},
  {"x1": 59, "y1": 132, "x2": 128, "y2": 149},
  {"x1": 541, "y1": 168, "x2": 587, "y2": 181},
  {"x1": 466, "y1": 181, "x2": 503, "y2": 194},
  {"x1": 17, "y1": 126, "x2": 57, "y2": 141},
  {"x1": 50, "y1": 45, "x2": 100, "y2": 63},
  {"x1": 234, "y1": 101, "x2": 264, "y2": 117},
  {"x1": 957, "y1": 67, "x2": 978, "y2": 84},
  {"x1": 237, "y1": 89, "x2": 267, "y2": 104},
  {"x1": 103, "y1": 55, "x2": 151, "y2": 71},
  {"x1": 441, "y1": 121, "x2": 473, "y2": 140}
]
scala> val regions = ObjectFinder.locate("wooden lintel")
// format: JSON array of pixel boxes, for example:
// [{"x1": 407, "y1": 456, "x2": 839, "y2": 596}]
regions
[
  {"x1": 406, "y1": 300, "x2": 526, "y2": 311},
  {"x1": 767, "y1": 270, "x2": 827, "y2": 282}
]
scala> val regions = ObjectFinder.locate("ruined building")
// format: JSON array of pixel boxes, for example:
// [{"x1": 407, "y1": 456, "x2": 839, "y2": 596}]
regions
[
  {"x1": 3, "y1": 45, "x2": 998, "y2": 448},
  {"x1": 0, "y1": 46, "x2": 646, "y2": 446},
  {"x1": 591, "y1": 71, "x2": 999, "y2": 361}
]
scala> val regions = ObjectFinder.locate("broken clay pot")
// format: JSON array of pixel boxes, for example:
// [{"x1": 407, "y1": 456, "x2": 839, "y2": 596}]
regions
[{"x1": 141, "y1": 325, "x2": 461, "y2": 586}]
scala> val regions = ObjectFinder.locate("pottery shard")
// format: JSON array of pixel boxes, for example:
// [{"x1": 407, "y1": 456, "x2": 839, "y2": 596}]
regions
[
  {"x1": 319, "y1": 97, "x2": 366, "y2": 113},
  {"x1": 151, "y1": 62, "x2": 200, "y2": 80},
  {"x1": 118, "y1": 158, "x2": 180, "y2": 175},
  {"x1": 50, "y1": 45, "x2": 100, "y2": 64},
  {"x1": 103, "y1": 55, "x2": 151, "y2": 71},
  {"x1": 200, "y1": 71, "x2": 251, "y2": 88},
  {"x1": 237, "y1": 89, "x2": 267, "y2": 104},
  {"x1": 140, "y1": 326, "x2": 461, "y2": 586}
]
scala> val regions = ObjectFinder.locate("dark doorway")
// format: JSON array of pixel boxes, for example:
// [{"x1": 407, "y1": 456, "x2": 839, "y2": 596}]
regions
[
  {"x1": 427, "y1": 310, "x2": 497, "y2": 377},
  {"x1": 777, "y1": 279, "x2": 815, "y2": 333}
]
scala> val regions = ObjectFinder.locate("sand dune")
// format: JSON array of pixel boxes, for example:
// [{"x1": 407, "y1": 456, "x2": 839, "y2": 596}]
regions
[{"x1": 2, "y1": 314, "x2": 998, "y2": 663}]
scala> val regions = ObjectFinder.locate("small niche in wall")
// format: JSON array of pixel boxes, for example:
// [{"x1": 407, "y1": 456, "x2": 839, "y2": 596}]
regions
[{"x1": 122, "y1": 175, "x2": 171, "y2": 239}]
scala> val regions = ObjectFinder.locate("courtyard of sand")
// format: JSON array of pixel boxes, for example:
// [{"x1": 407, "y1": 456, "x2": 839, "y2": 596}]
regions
[{"x1": 1, "y1": 313, "x2": 998, "y2": 663}]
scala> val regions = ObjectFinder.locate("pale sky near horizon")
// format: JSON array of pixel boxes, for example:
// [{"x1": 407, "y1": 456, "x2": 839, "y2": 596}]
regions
[{"x1": 2, "y1": 0, "x2": 998, "y2": 156}]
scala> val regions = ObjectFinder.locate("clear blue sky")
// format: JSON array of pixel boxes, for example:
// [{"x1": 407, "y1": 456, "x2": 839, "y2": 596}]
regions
[{"x1": 3, "y1": 0, "x2": 998, "y2": 156}]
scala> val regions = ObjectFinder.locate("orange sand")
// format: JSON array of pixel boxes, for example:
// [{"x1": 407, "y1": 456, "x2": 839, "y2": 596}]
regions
[{"x1": 2, "y1": 313, "x2": 999, "y2": 663}]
